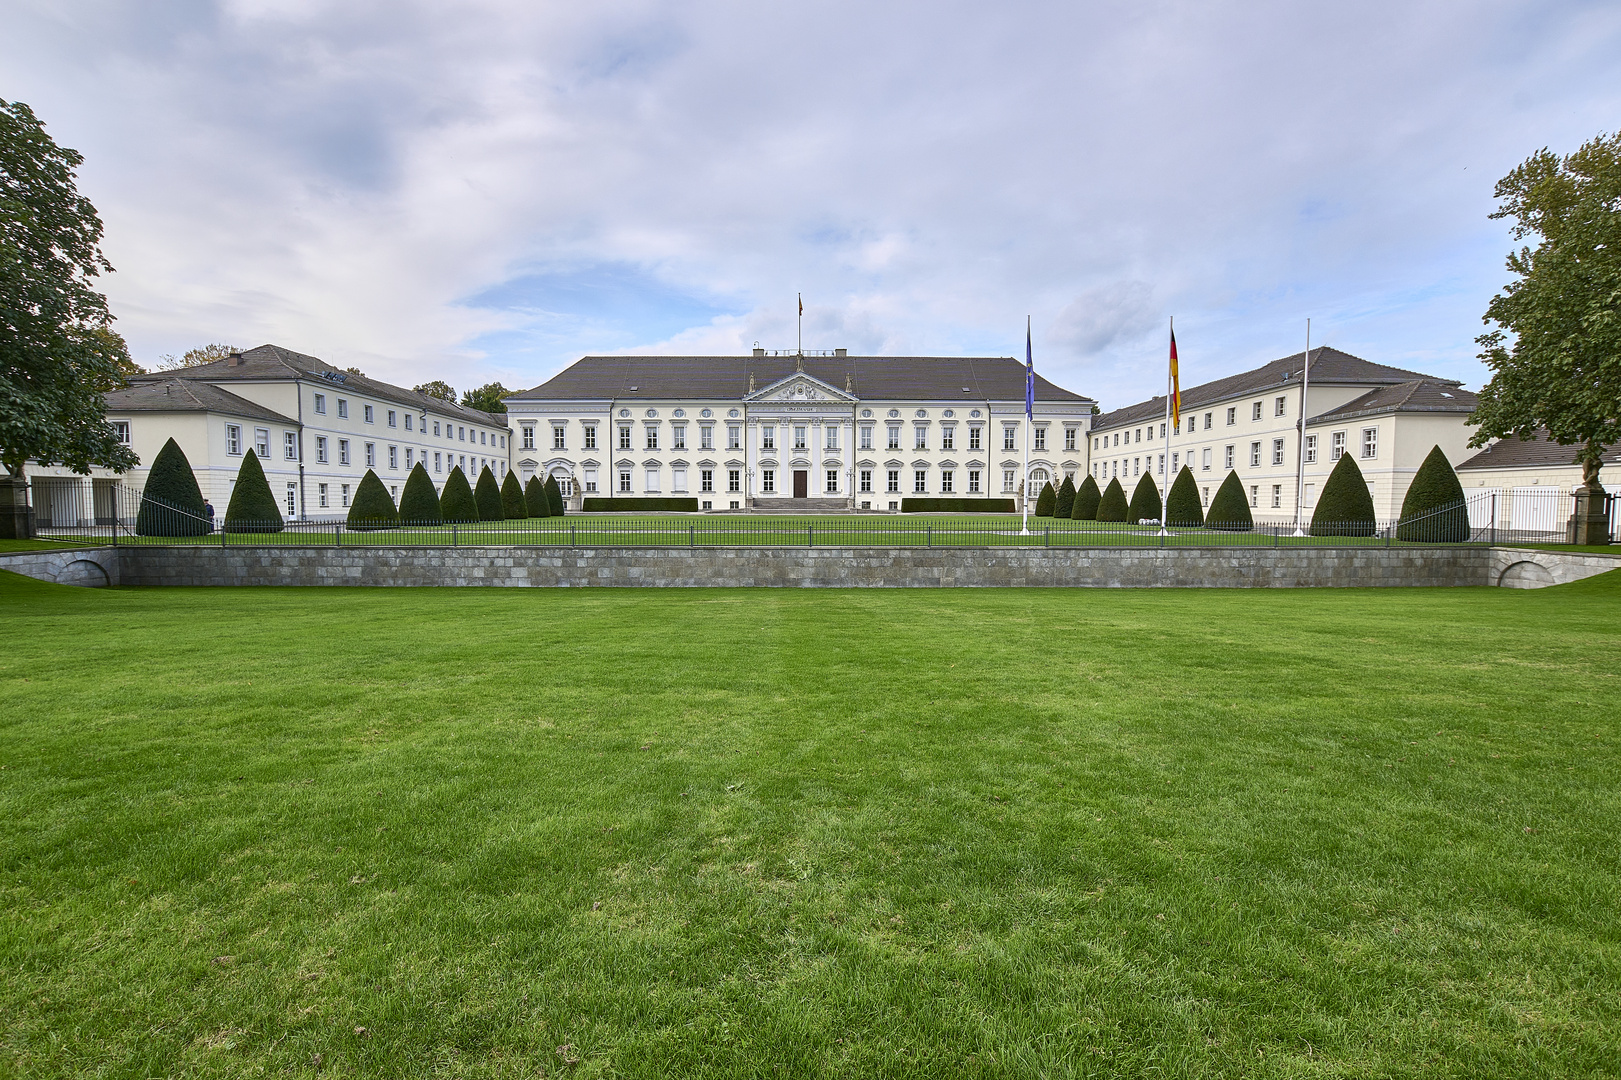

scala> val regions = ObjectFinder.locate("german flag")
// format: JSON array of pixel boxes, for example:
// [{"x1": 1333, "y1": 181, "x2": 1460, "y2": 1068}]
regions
[{"x1": 1169, "y1": 327, "x2": 1181, "y2": 428}]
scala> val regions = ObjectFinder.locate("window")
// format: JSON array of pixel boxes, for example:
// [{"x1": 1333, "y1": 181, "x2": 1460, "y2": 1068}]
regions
[
  {"x1": 1002, "y1": 469, "x2": 1015, "y2": 492},
  {"x1": 888, "y1": 470, "x2": 901, "y2": 493},
  {"x1": 1173, "y1": 421, "x2": 1180, "y2": 436},
  {"x1": 364, "y1": 404, "x2": 374, "y2": 423},
  {"x1": 318, "y1": 483, "x2": 328, "y2": 508},
  {"x1": 727, "y1": 469, "x2": 740, "y2": 493},
  {"x1": 1094, "y1": 436, "x2": 1100, "y2": 450},
  {"x1": 859, "y1": 425, "x2": 874, "y2": 450},
  {"x1": 338, "y1": 399, "x2": 349, "y2": 419},
  {"x1": 1272, "y1": 438, "x2": 1285, "y2": 466},
  {"x1": 826, "y1": 469, "x2": 839, "y2": 494},
  {"x1": 1172, "y1": 451, "x2": 1179, "y2": 472},
  {"x1": 762, "y1": 426, "x2": 776, "y2": 451},
  {"x1": 859, "y1": 469, "x2": 872, "y2": 493},
  {"x1": 1250, "y1": 441, "x2": 1261, "y2": 467},
  {"x1": 672, "y1": 425, "x2": 686, "y2": 450},
  {"x1": 111, "y1": 420, "x2": 130, "y2": 444},
  {"x1": 314, "y1": 393, "x2": 326, "y2": 415},
  {"x1": 618, "y1": 469, "x2": 632, "y2": 493},
  {"x1": 915, "y1": 425, "x2": 928, "y2": 451},
  {"x1": 762, "y1": 469, "x2": 775, "y2": 493},
  {"x1": 645, "y1": 426, "x2": 659, "y2": 451},
  {"x1": 457, "y1": 426, "x2": 465, "y2": 441},
  {"x1": 1276, "y1": 396, "x2": 1287, "y2": 417},
  {"x1": 280, "y1": 431, "x2": 295, "y2": 460},
  {"x1": 826, "y1": 426, "x2": 838, "y2": 451},
  {"x1": 1224, "y1": 445, "x2": 1234, "y2": 470},
  {"x1": 226, "y1": 424, "x2": 241, "y2": 455},
  {"x1": 1272, "y1": 484, "x2": 1283, "y2": 508},
  {"x1": 1332, "y1": 431, "x2": 1347, "y2": 459},
  {"x1": 969, "y1": 426, "x2": 982, "y2": 451},
  {"x1": 434, "y1": 452, "x2": 441, "y2": 473},
  {"x1": 1004, "y1": 426, "x2": 1017, "y2": 451},
  {"x1": 405, "y1": 415, "x2": 414, "y2": 432},
  {"x1": 458, "y1": 455, "x2": 465, "y2": 471},
  {"x1": 700, "y1": 425, "x2": 713, "y2": 450},
  {"x1": 387, "y1": 410, "x2": 397, "y2": 427},
  {"x1": 1064, "y1": 427, "x2": 1076, "y2": 451},
  {"x1": 728, "y1": 426, "x2": 741, "y2": 450},
  {"x1": 480, "y1": 431, "x2": 487, "y2": 445},
  {"x1": 941, "y1": 426, "x2": 955, "y2": 451},
  {"x1": 1249, "y1": 485, "x2": 1259, "y2": 508},
  {"x1": 339, "y1": 439, "x2": 350, "y2": 465},
  {"x1": 673, "y1": 467, "x2": 688, "y2": 492},
  {"x1": 1305, "y1": 434, "x2": 1317, "y2": 463},
  {"x1": 1227, "y1": 407, "x2": 1237, "y2": 426},
  {"x1": 432, "y1": 421, "x2": 441, "y2": 437},
  {"x1": 388, "y1": 446, "x2": 398, "y2": 469},
  {"x1": 1033, "y1": 427, "x2": 1046, "y2": 451},
  {"x1": 583, "y1": 425, "x2": 597, "y2": 450},
  {"x1": 968, "y1": 469, "x2": 981, "y2": 493},
  {"x1": 285, "y1": 483, "x2": 296, "y2": 515},
  {"x1": 559, "y1": 477, "x2": 574, "y2": 498},
  {"x1": 341, "y1": 483, "x2": 350, "y2": 507},
  {"x1": 520, "y1": 424, "x2": 534, "y2": 449},
  {"x1": 1361, "y1": 427, "x2": 1378, "y2": 459},
  {"x1": 619, "y1": 425, "x2": 632, "y2": 450},
  {"x1": 316, "y1": 436, "x2": 328, "y2": 464},
  {"x1": 701, "y1": 469, "x2": 714, "y2": 493},
  {"x1": 645, "y1": 467, "x2": 660, "y2": 492},
  {"x1": 365, "y1": 442, "x2": 375, "y2": 467},
  {"x1": 940, "y1": 470, "x2": 954, "y2": 493},
  {"x1": 1202, "y1": 448, "x2": 1212, "y2": 471},
  {"x1": 583, "y1": 468, "x2": 598, "y2": 493},
  {"x1": 390, "y1": 486, "x2": 397, "y2": 500},
  {"x1": 914, "y1": 470, "x2": 928, "y2": 493},
  {"x1": 1251, "y1": 401, "x2": 1262, "y2": 421},
  {"x1": 254, "y1": 428, "x2": 270, "y2": 457},
  {"x1": 1133, "y1": 457, "x2": 1141, "y2": 476}
]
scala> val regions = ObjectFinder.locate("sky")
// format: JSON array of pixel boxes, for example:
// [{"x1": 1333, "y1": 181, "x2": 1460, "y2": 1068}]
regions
[{"x1": 4, "y1": 0, "x2": 1619, "y2": 411}]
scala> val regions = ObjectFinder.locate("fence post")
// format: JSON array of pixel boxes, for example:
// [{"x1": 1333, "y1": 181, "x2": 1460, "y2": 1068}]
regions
[
  {"x1": 927, "y1": 524, "x2": 933, "y2": 548},
  {"x1": 1489, "y1": 491, "x2": 1497, "y2": 546},
  {"x1": 221, "y1": 521, "x2": 227, "y2": 548},
  {"x1": 1386, "y1": 525, "x2": 1392, "y2": 548},
  {"x1": 335, "y1": 523, "x2": 341, "y2": 547},
  {"x1": 570, "y1": 524, "x2": 576, "y2": 548},
  {"x1": 807, "y1": 524, "x2": 814, "y2": 548},
  {"x1": 1044, "y1": 526, "x2": 1050, "y2": 548},
  {"x1": 452, "y1": 524, "x2": 458, "y2": 547},
  {"x1": 689, "y1": 523, "x2": 695, "y2": 547},
  {"x1": 1274, "y1": 523, "x2": 1279, "y2": 548}
]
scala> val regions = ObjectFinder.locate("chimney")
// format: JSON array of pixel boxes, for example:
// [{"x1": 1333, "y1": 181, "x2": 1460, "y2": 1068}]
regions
[
  {"x1": 752, "y1": 347, "x2": 765, "y2": 357},
  {"x1": 834, "y1": 348, "x2": 847, "y2": 357}
]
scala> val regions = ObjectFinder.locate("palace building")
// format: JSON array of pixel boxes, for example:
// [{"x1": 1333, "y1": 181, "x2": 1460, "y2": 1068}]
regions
[{"x1": 503, "y1": 350, "x2": 1096, "y2": 511}]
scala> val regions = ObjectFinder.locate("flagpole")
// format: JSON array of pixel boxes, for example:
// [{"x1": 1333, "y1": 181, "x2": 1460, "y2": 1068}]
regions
[
  {"x1": 798, "y1": 293, "x2": 803, "y2": 357},
  {"x1": 1292, "y1": 318, "x2": 1311, "y2": 536},
  {"x1": 1160, "y1": 316, "x2": 1173, "y2": 536},
  {"x1": 1020, "y1": 315, "x2": 1032, "y2": 536}
]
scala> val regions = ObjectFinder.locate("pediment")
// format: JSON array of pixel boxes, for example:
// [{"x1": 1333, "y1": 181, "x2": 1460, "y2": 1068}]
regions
[{"x1": 744, "y1": 371, "x2": 857, "y2": 404}]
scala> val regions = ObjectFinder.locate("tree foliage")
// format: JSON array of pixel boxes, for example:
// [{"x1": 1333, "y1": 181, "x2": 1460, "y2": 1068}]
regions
[
  {"x1": 1071, "y1": 474, "x2": 1100, "y2": 520},
  {"x1": 460, "y1": 382, "x2": 510, "y2": 414},
  {"x1": 346, "y1": 469, "x2": 399, "y2": 530},
  {"x1": 525, "y1": 475, "x2": 551, "y2": 518},
  {"x1": 154, "y1": 343, "x2": 240, "y2": 370},
  {"x1": 500, "y1": 470, "x2": 528, "y2": 519},
  {"x1": 1128, "y1": 473, "x2": 1162, "y2": 524},
  {"x1": 399, "y1": 462, "x2": 442, "y2": 524},
  {"x1": 1311, "y1": 453, "x2": 1376, "y2": 537},
  {"x1": 1206, "y1": 471, "x2": 1254, "y2": 532},
  {"x1": 1, "y1": 99, "x2": 140, "y2": 478},
  {"x1": 1096, "y1": 478, "x2": 1128, "y2": 522},
  {"x1": 135, "y1": 437, "x2": 209, "y2": 536},
  {"x1": 1469, "y1": 132, "x2": 1621, "y2": 488},
  {"x1": 1166, "y1": 466, "x2": 1204, "y2": 527},
  {"x1": 544, "y1": 475, "x2": 564, "y2": 516},
  {"x1": 223, "y1": 449, "x2": 284, "y2": 532},
  {"x1": 1397, "y1": 445, "x2": 1470, "y2": 542},
  {"x1": 1054, "y1": 475, "x2": 1076, "y2": 518},
  {"x1": 439, "y1": 466, "x2": 478, "y2": 522},
  {"x1": 474, "y1": 466, "x2": 504, "y2": 520},
  {"x1": 414, "y1": 380, "x2": 456, "y2": 403},
  {"x1": 1033, "y1": 481, "x2": 1055, "y2": 517}
]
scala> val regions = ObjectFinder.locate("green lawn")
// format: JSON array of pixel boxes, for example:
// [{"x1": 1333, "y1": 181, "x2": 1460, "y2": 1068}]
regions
[
  {"x1": 2, "y1": 572, "x2": 1619, "y2": 1078},
  {"x1": 0, "y1": 538, "x2": 86, "y2": 552}
]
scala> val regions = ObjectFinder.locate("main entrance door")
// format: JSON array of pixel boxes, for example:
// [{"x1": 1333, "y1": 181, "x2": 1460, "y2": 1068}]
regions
[{"x1": 793, "y1": 471, "x2": 808, "y2": 498}]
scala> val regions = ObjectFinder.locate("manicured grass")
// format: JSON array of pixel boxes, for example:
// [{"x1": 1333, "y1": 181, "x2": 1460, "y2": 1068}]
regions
[
  {"x1": 2, "y1": 572, "x2": 1619, "y2": 1077},
  {"x1": 0, "y1": 538, "x2": 85, "y2": 552}
]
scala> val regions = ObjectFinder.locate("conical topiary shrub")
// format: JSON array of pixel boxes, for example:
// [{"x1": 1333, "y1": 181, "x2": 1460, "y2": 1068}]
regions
[
  {"x1": 544, "y1": 475, "x2": 564, "y2": 516},
  {"x1": 1312, "y1": 452, "x2": 1377, "y2": 537},
  {"x1": 1033, "y1": 481, "x2": 1056, "y2": 517},
  {"x1": 474, "y1": 467, "x2": 504, "y2": 521},
  {"x1": 1071, "y1": 474, "x2": 1101, "y2": 520},
  {"x1": 439, "y1": 466, "x2": 479, "y2": 523},
  {"x1": 346, "y1": 469, "x2": 399, "y2": 530},
  {"x1": 1206, "y1": 470, "x2": 1254, "y2": 532},
  {"x1": 524, "y1": 475, "x2": 551, "y2": 518},
  {"x1": 1166, "y1": 466, "x2": 1203, "y2": 527},
  {"x1": 1128, "y1": 473, "x2": 1162, "y2": 524},
  {"x1": 1396, "y1": 444, "x2": 1469, "y2": 542},
  {"x1": 1054, "y1": 475, "x2": 1076, "y2": 518},
  {"x1": 1096, "y1": 478, "x2": 1128, "y2": 522},
  {"x1": 501, "y1": 470, "x2": 528, "y2": 519},
  {"x1": 136, "y1": 437, "x2": 211, "y2": 536},
  {"x1": 399, "y1": 463, "x2": 442, "y2": 525},
  {"x1": 223, "y1": 449, "x2": 284, "y2": 533}
]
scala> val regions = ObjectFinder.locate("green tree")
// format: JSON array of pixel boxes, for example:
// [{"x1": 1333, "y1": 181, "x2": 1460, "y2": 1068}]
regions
[
  {"x1": 346, "y1": 469, "x2": 399, "y2": 530},
  {"x1": 544, "y1": 475, "x2": 565, "y2": 516},
  {"x1": 1071, "y1": 474, "x2": 1101, "y2": 520},
  {"x1": 222, "y1": 449, "x2": 283, "y2": 533},
  {"x1": 153, "y1": 343, "x2": 240, "y2": 370},
  {"x1": 398, "y1": 462, "x2": 442, "y2": 524},
  {"x1": 524, "y1": 475, "x2": 551, "y2": 518},
  {"x1": 1096, "y1": 478, "x2": 1128, "y2": 522},
  {"x1": 1033, "y1": 481, "x2": 1056, "y2": 517},
  {"x1": 500, "y1": 470, "x2": 528, "y2": 519},
  {"x1": 1469, "y1": 132, "x2": 1621, "y2": 492},
  {"x1": 135, "y1": 437, "x2": 209, "y2": 536},
  {"x1": 1, "y1": 99, "x2": 140, "y2": 479},
  {"x1": 461, "y1": 382, "x2": 510, "y2": 414},
  {"x1": 1397, "y1": 445, "x2": 1470, "y2": 542},
  {"x1": 1311, "y1": 453, "x2": 1376, "y2": 537},
  {"x1": 414, "y1": 380, "x2": 455, "y2": 402},
  {"x1": 1206, "y1": 471, "x2": 1254, "y2": 532},
  {"x1": 1128, "y1": 473, "x2": 1162, "y2": 524},
  {"x1": 474, "y1": 466, "x2": 504, "y2": 520},
  {"x1": 1054, "y1": 475, "x2": 1076, "y2": 518},
  {"x1": 1166, "y1": 466, "x2": 1203, "y2": 527},
  {"x1": 439, "y1": 466, "x2": 479, "y2": 523}
]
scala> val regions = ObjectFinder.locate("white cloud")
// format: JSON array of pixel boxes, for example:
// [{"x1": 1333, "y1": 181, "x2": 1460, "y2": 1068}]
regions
[{"x1": 1048, "y1": 281, "x2": 1158, "y2": 359}]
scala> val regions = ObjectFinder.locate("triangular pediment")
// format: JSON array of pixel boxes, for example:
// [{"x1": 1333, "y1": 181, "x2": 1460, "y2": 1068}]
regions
[{"x1": 744, "y1": 370, "x2": 857, "y2": 404}]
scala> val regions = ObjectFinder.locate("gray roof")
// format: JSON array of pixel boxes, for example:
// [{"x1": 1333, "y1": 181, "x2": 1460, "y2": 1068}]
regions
[
  {"x1": 1093, "y1": 346, "x2": 1459, "y2": 430},
  {"x1": 127, "y1": 344, "x2": 509, "y2": 428},
  {"x1": 1306, "y1": 380, "x2": 1478, "y2": 424},
  {"x1": 103, "y1": 378, "x2": 297, "y2": 424},
  {"x1": 1457, "y1": 429, "x2": 1621, "y2": 472},
  {"x1": 506, "y1": 354, "x2": 1093, "y2": 405}
]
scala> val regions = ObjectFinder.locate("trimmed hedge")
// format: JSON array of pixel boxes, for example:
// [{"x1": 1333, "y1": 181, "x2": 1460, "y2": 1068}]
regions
[
  {"x1": 136, "y1": 437, "x2": 211, "y2": 536},
  {"x1": 901, "y1": 498, "x2": 1017, "y2": 513},
  {"x1": 439, "y1": 466, "x2": 479, "y2": 522},
  {"x1": 1206, "y1": 470, "x2": 1254, "y2": 532},
  {"x1": 399, "y1": 463, "x2": 442, "y2": 525},
  {"x1": 475, "y1": 467, "x2": 504, "y2": 521},
  {"x1": 524, "y1": 475, "x2": 551, "y2": 518},
  {"x1": 1034, "y1": 482, "x2": 1056, "y2": 518},
  {"x1": 581, "y1": 497, "x2": 700, "y2": 512},
  {"x1": 1096, "y1": 478, "x2": 1128, "y2": 522},
  {"x1": 500, "y1": 470, "x2": 528, "y2": 519},
  {"x1": 545, "y1": 475, "x2": 564, "y2": 516},
  {"x1": 223, "y1": 449, "x2": 284, "y2": 533},
  {"x1": 1311, "y1": 452, "x2": 1377, "y2": 537},
  {"x1": 1396, "y1": 445, "x2": 1469, "y2": 542},
  {"x1": 1166, "y1": 466, "x2": 1203, "y2": 527},
  {"x1": 1071, "y1": 474, "x2": 1101, "y2": 520},
  {"x1": 346, "y1": 469, "x2": 399, "y2": 530},
  {"x1": 1128, "y1": 473, "x2": 1162, "y2": 524},
  {"x1": 1054, "y1": 475, "x2": 1076, "y2": 518}
]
